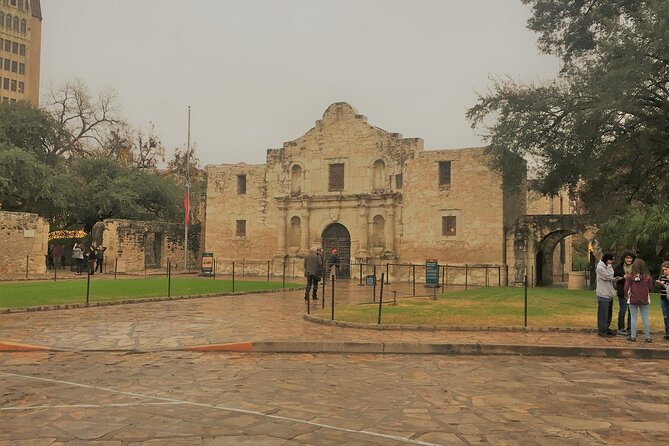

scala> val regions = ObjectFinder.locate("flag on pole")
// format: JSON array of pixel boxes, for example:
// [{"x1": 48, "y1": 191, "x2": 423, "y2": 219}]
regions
[{"x1": 184, "y1": 183, "x2": 190, "y2": 225}]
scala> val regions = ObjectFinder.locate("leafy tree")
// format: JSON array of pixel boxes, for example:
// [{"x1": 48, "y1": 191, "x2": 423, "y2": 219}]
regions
[
  {"x1": 467, "y1": 0, "x2": 669, "y2": 261},
  {"x1": 67, "y1": 157, "x2": 183, "y2": 231},
  {"x1": 0, "y1": 145, "x2": 69, "y2": 220},
  {"x1": 0, "y1": 102, "x2": 69, "y2": 165}
]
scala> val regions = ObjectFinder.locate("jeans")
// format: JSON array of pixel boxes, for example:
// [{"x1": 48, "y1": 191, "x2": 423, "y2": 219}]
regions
[
  {"x1": 597, "y1": 296, "x2": 613, "y2": 334},
  {"x1": 661, "y1": 299, "x2": 669, "y2": 335},
  {"x1": 305, "y1": 275, "x2": 319, "y2": 300},
  {"x1": 629, "y1": 304, "x2": 651, "y2": 339},
  {"x1": 617, "y1": 296, "x2": 630, "y2": 330}
]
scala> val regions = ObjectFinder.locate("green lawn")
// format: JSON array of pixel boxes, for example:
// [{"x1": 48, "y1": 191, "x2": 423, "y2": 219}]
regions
[
  {"x1": 314, "y1": 287, "x2": 666, "y2": 329},
  {"x1": 0, "y1": 277, "x2": 301, "y2": 309}
]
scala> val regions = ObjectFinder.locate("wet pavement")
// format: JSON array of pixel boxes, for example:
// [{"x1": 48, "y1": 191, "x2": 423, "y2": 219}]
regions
[{"x1": 1, "y1": 279, "x2": 668, "y2": 445}]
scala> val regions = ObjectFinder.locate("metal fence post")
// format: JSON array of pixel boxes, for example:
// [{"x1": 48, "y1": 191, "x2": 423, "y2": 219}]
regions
[
  {"x1": 377, "y1": 273, "x2": 385, "y2": 324},
  {"x1": 267, "y1": 260, "x2": 270, "y2": 282},
  {"x1": 114, "y1": 257, "x2": 118, "y2": 280},
  {"x1": 412, "y1": 263, "x2": 416, "y2": 297},
  {"x1": 524, "y1": 274, "x2": 528, "y2": 327},
  {"x1": 465, "y1": 264, "x2": 469, "y2": 290},
  {"x1": 25, "y1": 255, "x2": 29, "y2": 279},
  {"x1": 167, "y1": 262, "x2": 172, "y2": 298},
  {"x1": 282, "y1": 261, "x2": 286, "y2": 289},
  {"x1": 86, "y1": 267, "x2": 91, "y2": 304},
  {"x1": 232, "y1": 261, "x2": 235, "y2": 293},
  {"x1": 331, "y1": 273, "x2": 335, "y2": 321},
  {"x1": 372, "y1": 265, "x2": 377, "y2": 303}
]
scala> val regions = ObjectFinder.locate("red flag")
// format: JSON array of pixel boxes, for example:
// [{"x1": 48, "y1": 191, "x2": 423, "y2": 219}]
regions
[{"x1": 184, "y1": 185, "x2": 190, "y2": 225}]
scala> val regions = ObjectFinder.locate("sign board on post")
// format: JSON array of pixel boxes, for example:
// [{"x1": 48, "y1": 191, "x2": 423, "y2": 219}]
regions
[
  {"x1": 201, "y1": 252, "x2": 214, "y2": 276},
  {"x1": 425, "y1": 259, "x2": 439, "y2": 288}
]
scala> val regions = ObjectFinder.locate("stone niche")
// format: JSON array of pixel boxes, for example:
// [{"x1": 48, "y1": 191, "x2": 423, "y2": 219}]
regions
[
  {"x1": 92, "y1": 219, "x2": 200, "y2": 274},
  {"x1": 0, "y1": 211, "x2": 50, "y2": 274}
]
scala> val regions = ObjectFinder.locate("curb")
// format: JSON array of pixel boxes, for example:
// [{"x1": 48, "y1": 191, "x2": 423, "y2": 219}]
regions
[
  {"x1": 2, "y1": 340, "x2": 666, "y2": 359},
  {"x1": 0, "y1": 287, "x2": 303, "y2": 314}
]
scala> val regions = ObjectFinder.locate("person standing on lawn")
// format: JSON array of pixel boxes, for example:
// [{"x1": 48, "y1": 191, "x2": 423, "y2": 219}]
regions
[
  {"x1": 654, "y1": 261, "x2": 669, "y2": 341},
  {"x1": 595, "y1": 253, "x2": 617, "y2": 337},
  {"x1": 624, "y1": 258, "x2": 654, "y2": 343},
  {"x1": 613, "y1": 251, "x2": 635, "y2": 334},
  {"x1": 304, "y1": 246, "x2": 323, "y2": 301}
]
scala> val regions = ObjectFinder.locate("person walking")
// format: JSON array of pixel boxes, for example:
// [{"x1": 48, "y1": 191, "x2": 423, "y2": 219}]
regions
[
  {"x1": 595, "y1": 253, "x2": 617, "y2": 337},
  {"x1": 304, "y1": 246, "x2": 323, "y2": 301},
  {"x1": 51, "y1": 244, "x2": 64, "y2": 271},
  {"x1": 95, "y1": 246, "x2": 106, "y2": 274},
  {"x1": 655, "y1": 261, "x2": 669, "y2": 341},
  {"x1": 86, "y1": 245, "x2": 97, "y2": 275},
  {"x1": 613, "y1": 251, "x2": 635, "y2": 334},
  {"x1": 624, "y1": 258, "x2": 654, "y2": 343},
  {"x1": 72, "y1": 243, "x2": 84, "y2": 275},
  {"x1": 329, "y1": 248, "x2": 340, "y2": 280}
]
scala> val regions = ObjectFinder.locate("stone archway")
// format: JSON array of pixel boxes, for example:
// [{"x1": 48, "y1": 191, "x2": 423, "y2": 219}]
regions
[
  {"x1": 510, "y1": 215, "x2": 594, "y2": 286},
  {"x1": 535, "y1": 229, "x2": 577, "y2": 286},
  {"x1": 322, "y1": 223, "x2": 351, "y2": 278}
]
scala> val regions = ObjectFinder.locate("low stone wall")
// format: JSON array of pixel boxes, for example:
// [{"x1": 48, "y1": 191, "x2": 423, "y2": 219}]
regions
[
  {"x1": 0, "y1": 211, "x2": 50, "y2": 274},
  {"x1": 92, "y1": 219, "x2": 200, "y2": 274}
]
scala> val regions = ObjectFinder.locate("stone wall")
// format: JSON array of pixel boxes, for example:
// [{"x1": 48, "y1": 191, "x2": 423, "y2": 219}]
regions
[
  {"x1": 0, "y1": 211, "x2": 49, "y2": 274},
  {"x1": 92, "y1": 219, "x2": 199, "y2": 274}
]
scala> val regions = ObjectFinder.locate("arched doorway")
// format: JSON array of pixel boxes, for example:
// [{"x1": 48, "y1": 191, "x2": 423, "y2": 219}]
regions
[
  {"x1": 322, "y1": 223, "x2": 351, "y2": 278},
  {"x1": 535, "y1": 230, "x2": 576, "y2": 286}
]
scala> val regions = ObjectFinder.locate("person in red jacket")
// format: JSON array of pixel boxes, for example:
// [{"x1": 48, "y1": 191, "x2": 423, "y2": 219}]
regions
[{"x1": 624, "y1": 258, "x2": 654, "y2": 342}]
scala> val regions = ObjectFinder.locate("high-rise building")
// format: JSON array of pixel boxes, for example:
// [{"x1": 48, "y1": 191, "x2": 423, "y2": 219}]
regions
[{"x1": 0, "y1": 0, "x2": 41, "y2": 105}]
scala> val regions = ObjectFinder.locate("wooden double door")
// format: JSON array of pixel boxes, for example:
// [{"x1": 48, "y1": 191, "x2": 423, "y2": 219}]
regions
[{"x1": 321, "y1": 223, "x2": 351, "y2": 279}]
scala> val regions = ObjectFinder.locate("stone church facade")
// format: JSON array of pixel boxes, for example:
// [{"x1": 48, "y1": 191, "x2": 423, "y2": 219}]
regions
[{"x1": 204, "y1": 102, "x2": 564, "y2": 284}]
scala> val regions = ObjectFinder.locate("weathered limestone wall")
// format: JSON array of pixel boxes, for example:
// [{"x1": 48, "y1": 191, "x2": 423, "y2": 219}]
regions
[
  {"x1": 93, "y1": 219, "x2": 199, "y2": 274},
  {"x1": 204, "y1": 103, "x2": 510, "y2": 281},
  {"x1": 0, "y1": 211, "x2": 49, "y2": 274},
  {"x1": 400, "y1": 147, "x2": 506, "y2": 265}
]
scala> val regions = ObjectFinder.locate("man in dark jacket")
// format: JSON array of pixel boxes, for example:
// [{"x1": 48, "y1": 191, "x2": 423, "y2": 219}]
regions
[
  {"x1": 304, "y1": 247, "x2": 323, "y2": 301},
  {"x1": 613, "y1": 251, "x2": 635, "y2": 334}
]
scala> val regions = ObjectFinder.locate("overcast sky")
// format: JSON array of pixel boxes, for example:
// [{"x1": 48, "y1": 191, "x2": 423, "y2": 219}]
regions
[{"x1": 40, "y1": 0, "x2": 560, "y2": 167}]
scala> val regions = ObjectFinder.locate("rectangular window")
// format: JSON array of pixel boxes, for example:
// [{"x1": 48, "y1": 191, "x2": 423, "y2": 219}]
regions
[
  {"x1": 18, "y1": 81, "x2": 23, "y2": 93},
  {"x1": 10, "y1": 79, "x2": 17, "y2": 91},
  {"x1": 328, "y1": 163, "x2": 344, "y2": 191},
  {"x1": 19, "y1": 44, "x2": 25, "y2": 56},
  {"x1": 395, "y1": 174, "x2": 403, "y2": 189},
  {"x1": 2, "y1": 78, "x2": 8, "y2": 89},
  {"x1": 4, "y1": 40, "x2": 10, "y2": 52},
  {"x1": 439, "y1": 161, "x2": 451, "y2": 186},
  {"x1": 18, "y1": 62, "x2": 24, "y2": 74},
  {"x1": 11, "y1": 60, "x2": 17, "y2": 73},
  {"x1": 237, "y1": 174, "x2": 246, "y2": 194},
  {"x1": 12, "y1": 42, "x2": 18, "y2": 54},
  {"x1": 442, "y1": 216, "x2": 457, "y2": 236},
  {"x1": 3, "y1": 59, "x2": 8, "y2": 70},
  {"x1": 235, "y1": 220, "x2": 246, "y2": 237}
]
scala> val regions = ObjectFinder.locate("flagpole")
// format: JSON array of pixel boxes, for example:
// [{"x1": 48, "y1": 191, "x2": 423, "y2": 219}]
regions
[{"x1": 185, "y1": 106, "x2": 191, "y2": 272}]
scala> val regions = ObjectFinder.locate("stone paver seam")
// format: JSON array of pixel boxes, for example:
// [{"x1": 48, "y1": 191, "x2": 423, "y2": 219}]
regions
[{"x1": 0, "y1": 370, "x2": 447, "y2": 446}]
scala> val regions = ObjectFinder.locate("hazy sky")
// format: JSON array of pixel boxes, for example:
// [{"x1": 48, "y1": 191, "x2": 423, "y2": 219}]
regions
[{"x1": 40, "y1": 0, "x2": 560, "y2": 167}]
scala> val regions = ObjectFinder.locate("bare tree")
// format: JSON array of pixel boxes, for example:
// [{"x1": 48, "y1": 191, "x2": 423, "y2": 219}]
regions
[{"x1": 45, "y1": 79, "x2": 125, "y2": 157}]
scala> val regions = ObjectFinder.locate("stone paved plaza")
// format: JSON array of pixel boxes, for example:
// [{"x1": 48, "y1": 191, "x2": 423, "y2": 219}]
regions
[{"x1": 1, "y1": 280, "x2": 668, "y2": 444}]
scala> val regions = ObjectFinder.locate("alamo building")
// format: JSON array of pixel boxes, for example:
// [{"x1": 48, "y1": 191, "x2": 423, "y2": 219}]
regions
[{"x1": 204, "y1": 102, "x2": 574, "y2": 286}]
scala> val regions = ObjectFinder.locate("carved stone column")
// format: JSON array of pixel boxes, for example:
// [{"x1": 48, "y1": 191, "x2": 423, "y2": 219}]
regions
[
  {"x1": 387, "y1": 204, "x2": 395, "y2": 253},
  {"x1": 276, "y1": 202, "x2": 287, "y2": 256},
  {"x1": 357, "y1": 199, "x2": 369, "y2": 258},
  {"x1": 301, "y1": 206, "x2": 311, "y2": 254}
]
